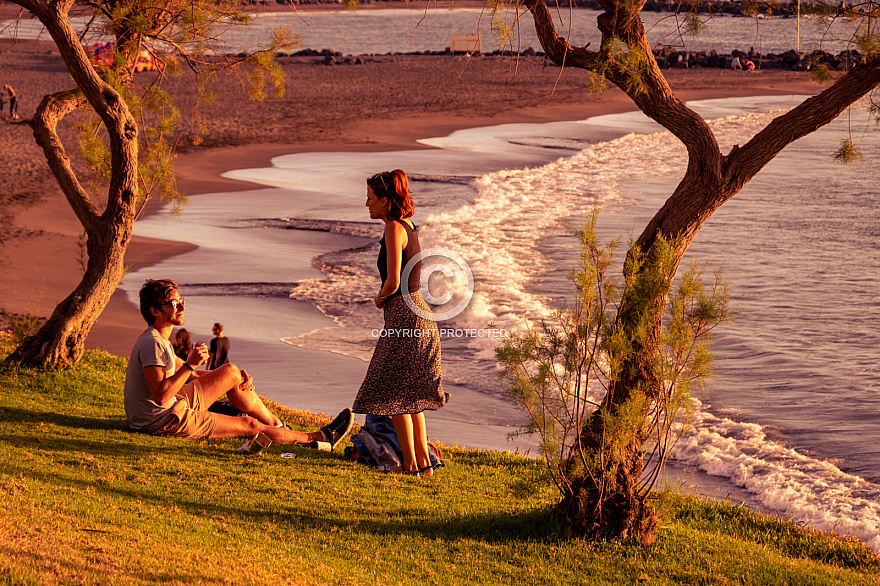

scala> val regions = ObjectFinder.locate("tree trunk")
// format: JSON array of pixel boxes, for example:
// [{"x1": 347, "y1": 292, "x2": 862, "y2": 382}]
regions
[
  {"x1": 6, "y1": 216, "x2": 133, "y2": 367},
  {"x1": 5, "y1": 0, "x2": 139, "y2": 367}
]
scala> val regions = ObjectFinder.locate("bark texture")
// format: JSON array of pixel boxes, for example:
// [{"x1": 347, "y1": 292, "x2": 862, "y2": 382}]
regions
[
  {"x1": 5, "y1": 0, "x2": 139, "y2": 367},
  {"x1": 523, "y1": 0, "x2": 880, "y2": 541}
]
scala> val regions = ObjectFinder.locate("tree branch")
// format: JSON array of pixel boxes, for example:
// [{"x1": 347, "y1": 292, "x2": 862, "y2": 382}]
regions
[
  {"x1": 29, "y1": 89, "x2": 100, "y2": 230},
  {"x1": 7, "y1": 0, "x2": 40, "y2": 14},
  {"x1": 523, "y1": 0, "x2": 723, "y2": 187},
  {"x1": 726, "y1": 58, "x2": 880, "y2": 190},
  {"x1": 523, "y1": 0, "x2": 612, "y2": 76}
]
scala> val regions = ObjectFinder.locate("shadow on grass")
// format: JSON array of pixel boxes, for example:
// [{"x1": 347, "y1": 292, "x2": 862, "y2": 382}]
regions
[
  {"x1": 302, "y1": 506, "x2": 567, "y2": 544},
  {"x1": 0, "y1": 406, "x2": 128, "y2": 432},
  {"x1": 0, "y1": 403, "x2": 566, "y2": 546},
  {"x1": 0, "y1": 544, "x2": 234, "y2": 585},
  {"x1": 2, "y1": 455, "x2": 566, "y2": 546},
  {"x1": 0, "y1": 406, "x2": 234, "y2": 461}
]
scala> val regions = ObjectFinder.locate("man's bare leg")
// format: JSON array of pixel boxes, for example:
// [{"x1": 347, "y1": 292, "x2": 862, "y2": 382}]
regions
[
  {"x1": 195, "y1": 365, "x2": 282, "y2": 427},
  {"x1": 209, "y1": 413, "x2": 325, "y2": 443},
  {"x1": 226, "y1": 370, "x2": 284, "y2": 427},
  {"x1": 196, "y1": 366, "x2": 354, "y2": 451}
]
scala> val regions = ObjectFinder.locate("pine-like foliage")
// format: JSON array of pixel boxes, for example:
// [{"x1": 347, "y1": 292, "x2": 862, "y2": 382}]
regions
[{"x1": 497, "y1": 212, "x2": 733, "y2": 534}]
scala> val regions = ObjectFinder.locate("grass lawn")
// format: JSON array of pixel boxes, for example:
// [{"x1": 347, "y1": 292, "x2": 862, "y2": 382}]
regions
[{"x1": 1, "y1": 334, "x2": 877, "y2": 585}]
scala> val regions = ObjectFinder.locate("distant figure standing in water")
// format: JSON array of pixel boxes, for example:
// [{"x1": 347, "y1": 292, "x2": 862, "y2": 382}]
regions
[
  {"x1": 207, "y1": 322, "x2": 230, "y2": 370},
  {"x1": 352, "y1": 169, "x2": 449, "y2": 476},
  {"x1": 172, "y1": 328, "x2": 193, "y2": 361},
  {"x1": 3, "y1": 85, "x2": 18, "y2": 119}
]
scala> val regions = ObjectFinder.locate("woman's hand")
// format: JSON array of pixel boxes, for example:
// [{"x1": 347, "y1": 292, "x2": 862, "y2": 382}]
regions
[{"x1": 374, "y1": 293, "x2": 386, "y2": 308}]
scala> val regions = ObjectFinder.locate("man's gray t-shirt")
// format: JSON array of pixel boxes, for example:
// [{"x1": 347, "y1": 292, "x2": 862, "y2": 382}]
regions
[{"x1": 124, "y1": 327, "x2": 178, "y2": 431}]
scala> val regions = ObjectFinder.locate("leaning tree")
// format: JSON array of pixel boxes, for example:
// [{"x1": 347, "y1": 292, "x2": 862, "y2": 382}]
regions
[
  {"x1": 502, "y1": 0, "x2": 879, "y2": 541},
  {"x1": 4, "y1": 0, "x2": 289, "y2": 367}
]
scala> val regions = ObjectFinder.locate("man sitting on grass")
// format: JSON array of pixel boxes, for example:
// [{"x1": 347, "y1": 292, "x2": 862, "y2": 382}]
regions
[{"x1": 124, "y1": 278, "x2": 353, "y2": 452}]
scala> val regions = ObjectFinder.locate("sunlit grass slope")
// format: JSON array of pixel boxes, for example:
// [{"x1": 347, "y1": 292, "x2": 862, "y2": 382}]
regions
[{"x1": 0, "y1": 334, "x2": 876, "y2": 585}]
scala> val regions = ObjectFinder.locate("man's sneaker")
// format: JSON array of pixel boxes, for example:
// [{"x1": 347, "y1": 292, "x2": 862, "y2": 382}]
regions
[
  {"x1": 297, "y1": 440, "x2": 332, "y2": 452},
  {"x1": 319, "y1": 408, "x2": 354, "y2": 451}
]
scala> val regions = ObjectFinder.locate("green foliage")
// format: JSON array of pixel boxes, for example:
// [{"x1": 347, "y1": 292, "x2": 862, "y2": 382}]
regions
[
  {"x1": 603, "y1": 39, "x2": 651, "y2": 97},
  {"x1": 6, "y1": 313, "x2": 40, "y2": 346},
  {"x1": 646, "y1": 260, "x2": 733, "y2": 487},
  {"x1": 682, "y1": 12, "x2": 706, "y2": 37},
  {"x1": 741, "y1": 0, "x2": 760, "y2": 17},
  {"x1": 810, "y1": 60, "x2": 835, "y2": 83},
  {"x1": 74, "y1": 118, "x2": 112, "y2": 198},
  {"x1": 833, "y1": 137, "x2": 864, "y2": 164},
  {"x1": 248, "y1": 46, "x2": 289, "y2": 102},
  {"x1": 485, "y1": 0, "x2": 516, "y2": 52},
  {"x1": 585, "y1": 71, "x2": 609, "y2": 93},
  {"x1": 71, "y1": 0, "x2": 297, "y2": 217},
  {"x1": 855, "y1": 31, "x2": 880, "y2": 58},
  {"x1": 497, "y1": 212, "x2": 733, "y2": 506},
  {"x1": 870, "y1": 101, "x2": 880, "y2": 124}
]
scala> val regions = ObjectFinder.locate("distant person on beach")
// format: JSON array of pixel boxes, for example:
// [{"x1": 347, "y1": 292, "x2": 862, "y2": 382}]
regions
[
  {"x1": 207, "y1": 322, "x2": 230, "y2": 370},
  {"x1": 730, "y1": 56, "x2": 742, "y2": 70},
  {"x1": 3, "y1": 85, "x2": 18, "y2": 119},
  {"x1": 0, "y1": 90, "x2": 6, "y2": 118},
  {"x1": 172, "y1": 328, "x2": 193, "y2": 361},
  {"x1": 123, "y1": 278, "x2": 354, "y2": 451},
  {"x1": 351, "y1": 170, "x2": 449, "y2": 477}
]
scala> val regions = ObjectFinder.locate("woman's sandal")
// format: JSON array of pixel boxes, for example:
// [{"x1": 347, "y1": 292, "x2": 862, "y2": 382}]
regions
[
  {"x1": 392, "y1": 463, "x2": 420, "y2": 476},
  {"x1": 418, "y1": 465, "x2": 434, "y2": 476}
]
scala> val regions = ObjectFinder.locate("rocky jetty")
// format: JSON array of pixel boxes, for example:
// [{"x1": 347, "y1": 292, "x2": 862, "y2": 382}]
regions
[
  {"x1": 654, "y1": 47, "x2": 862, "y2": 71},
  {"x1": 290, "y1": 46, "x2": 862, "y2": 72}
]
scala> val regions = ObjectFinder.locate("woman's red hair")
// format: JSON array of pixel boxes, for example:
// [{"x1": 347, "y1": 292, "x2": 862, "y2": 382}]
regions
[{"x1": 367, "y1": 169, "x2": 414, "y2": 220}]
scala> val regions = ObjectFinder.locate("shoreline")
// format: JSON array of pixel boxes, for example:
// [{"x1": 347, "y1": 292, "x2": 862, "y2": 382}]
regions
[
  {"x1": 1, "y1": 42, "x2": 821, "y2": 358},
  {"x1": 5, "y1": 90, "x2": 823, "y2": 358}
]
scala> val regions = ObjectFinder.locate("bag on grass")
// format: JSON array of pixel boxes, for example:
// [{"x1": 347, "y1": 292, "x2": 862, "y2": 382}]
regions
[{"x1": 346, "y1": 414, "x2": 443, "y2": 472}]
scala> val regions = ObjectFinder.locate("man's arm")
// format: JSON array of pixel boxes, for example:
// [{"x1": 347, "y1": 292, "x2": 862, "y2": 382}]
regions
[{"x1": 144, "y1": 346, "x2": 208, "y2": 405}]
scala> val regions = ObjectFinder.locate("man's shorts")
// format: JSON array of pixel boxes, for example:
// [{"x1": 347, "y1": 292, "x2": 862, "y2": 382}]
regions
[{"x1": 151, "y1": 380, "x2": 219, "y2": 439}]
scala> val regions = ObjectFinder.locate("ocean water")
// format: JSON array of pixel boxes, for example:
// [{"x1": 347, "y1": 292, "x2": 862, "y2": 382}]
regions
[
  {"x1": 123, "y1": 94, "x2": 880, "y2": 550},
  {"x1": 2, "y1": 7, "x2": 865, "y2": 56}
]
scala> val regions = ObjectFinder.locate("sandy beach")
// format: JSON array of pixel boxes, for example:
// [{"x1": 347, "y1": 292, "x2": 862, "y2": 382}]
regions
[{"x1": 0, "y1": 36, "x2": 821, "y2": 356}]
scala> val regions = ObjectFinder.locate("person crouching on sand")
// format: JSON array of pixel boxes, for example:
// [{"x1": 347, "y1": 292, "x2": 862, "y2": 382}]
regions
[
  {"x1": 123, "y1": 278, "x2": 353, "y2": 452},
  {"x1": 351, "y1": 170, "x2": 449, "y2": 477}
]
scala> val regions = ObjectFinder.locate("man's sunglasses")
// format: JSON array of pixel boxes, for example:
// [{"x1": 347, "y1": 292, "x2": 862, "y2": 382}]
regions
[{"x1": 161, "y1": 298, "x2": 186, "y2": 311}]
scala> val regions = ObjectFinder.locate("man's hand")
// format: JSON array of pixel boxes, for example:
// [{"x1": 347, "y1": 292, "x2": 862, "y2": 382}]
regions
[
  {"x1": 186, "y1": 343, "x2": 209, "y2": 368},
  {"x1": 239, "y1": 370, "x2": 256, "y2": 393}
]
